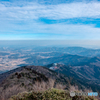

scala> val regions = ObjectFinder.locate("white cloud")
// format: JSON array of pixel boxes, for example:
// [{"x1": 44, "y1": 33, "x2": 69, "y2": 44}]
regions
[
  {"x1": 0, "y1": 1, "x2": 100, "y2": 20},
  {"x1": 0, "y1": 1, "x2": 100, "y2": 40}
]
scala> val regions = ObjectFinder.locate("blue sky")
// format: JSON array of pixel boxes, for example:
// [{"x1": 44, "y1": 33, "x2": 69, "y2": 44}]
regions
[{"x1": 0, "y1": 0, "x2": 100, "y2": 40}]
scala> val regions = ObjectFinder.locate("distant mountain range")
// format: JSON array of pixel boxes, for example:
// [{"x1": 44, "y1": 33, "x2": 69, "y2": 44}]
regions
[
  {"x1": 31, "y1": 46, "x2": 100, "y2": 57},
  {"x1": 24, "y1": 53, "x2": 100, "y2": 67},
  {"x1": 0, "y1": 46, "x2": 100, "y2": 75}
]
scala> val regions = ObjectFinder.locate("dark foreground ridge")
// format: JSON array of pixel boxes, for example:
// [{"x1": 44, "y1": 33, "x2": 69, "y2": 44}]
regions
[{"x1": 0, "y1": 65, "x2": 99, "y2": 100}]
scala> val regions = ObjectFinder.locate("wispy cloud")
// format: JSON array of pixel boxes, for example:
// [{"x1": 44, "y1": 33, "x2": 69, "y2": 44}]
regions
[
  {"x1": 0, "y1": 1, "x2": 100, "y2": 40},
  {"x1": 0, "y1": 1, "x2": 100, "y2": 20}
]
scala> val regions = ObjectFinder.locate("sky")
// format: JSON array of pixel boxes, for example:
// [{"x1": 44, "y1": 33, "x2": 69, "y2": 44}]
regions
[{"x1": 0, "y1": 0, "x2": 100, "y2": 42}]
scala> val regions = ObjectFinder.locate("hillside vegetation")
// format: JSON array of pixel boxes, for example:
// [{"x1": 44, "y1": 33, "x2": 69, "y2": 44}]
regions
[{"x1": 10, "y1": 88, "x2": 97, "y2": 100}]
